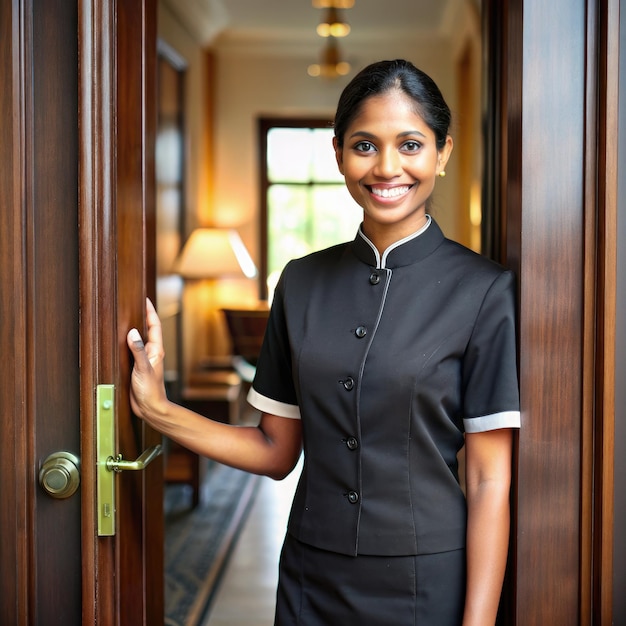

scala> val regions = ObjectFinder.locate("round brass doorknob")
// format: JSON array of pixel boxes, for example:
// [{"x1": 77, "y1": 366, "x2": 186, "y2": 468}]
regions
[{"x1": 39, "y1": 451, "x2": 80, "y2": 499}]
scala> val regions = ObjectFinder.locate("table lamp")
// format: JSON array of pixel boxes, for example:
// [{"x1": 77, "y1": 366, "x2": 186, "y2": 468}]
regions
[{"x1": 173, "y1": 227, "x2": 257, "y2": 368}]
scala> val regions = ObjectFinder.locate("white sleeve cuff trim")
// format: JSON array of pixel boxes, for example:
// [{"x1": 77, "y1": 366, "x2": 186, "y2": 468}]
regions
[
  {"x1": 247, "y1": 387, "x2": 301, "y2": 419},
  {"x1": 463, "y1": 410, "x2": 521, "y2": 433}
]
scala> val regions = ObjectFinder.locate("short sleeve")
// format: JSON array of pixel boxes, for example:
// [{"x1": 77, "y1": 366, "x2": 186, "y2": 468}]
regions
[
  {"x1": 462, "y1": 270, "x2": 521, "y2": 433},
  {"x1": 247, "y1": 268, "x2": 301, "y2": 419}
]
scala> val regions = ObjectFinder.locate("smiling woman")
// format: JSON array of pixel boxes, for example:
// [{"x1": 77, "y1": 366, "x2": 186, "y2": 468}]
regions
[
  {"x1": 332, "y1": 88, "x2": 453, "y2": 250},
  {"x1": 127, "y1": 58, "x2": 520, "y2": 626}
]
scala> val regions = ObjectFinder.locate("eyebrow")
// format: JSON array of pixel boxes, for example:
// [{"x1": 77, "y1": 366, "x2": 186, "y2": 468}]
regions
[{"x1": 348, "y1": 129, "x2": 428, "y2": 140}]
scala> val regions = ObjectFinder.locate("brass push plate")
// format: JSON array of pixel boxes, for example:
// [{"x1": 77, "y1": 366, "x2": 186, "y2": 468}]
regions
[{"x1": 96, "y1": 384, "x2": 116, "y2": 536}]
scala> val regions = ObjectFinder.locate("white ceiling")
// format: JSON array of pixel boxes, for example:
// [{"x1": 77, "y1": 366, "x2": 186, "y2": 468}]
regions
[{"x1": 162, "y1": 0, "x2": 478, "y2": 50}]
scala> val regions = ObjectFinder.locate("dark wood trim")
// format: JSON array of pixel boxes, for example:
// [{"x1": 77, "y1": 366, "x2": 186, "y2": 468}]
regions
[
  {"x1": 482, "y1": 3, "x2": 522, "y2": 619},
  {"x1": 78, "y1": 0, "x2": 118, "y2": 622},
  {"x1": 116, "y1": 1, "x2": 163, "y2": 623},
  {"x1": 593, "y1": 0, "x2": 619, "y2": 621},
  {"x1": 580, "y1": 2, "x2": 599, "y2": 621},
  {"x1": 613, "y1": 4, "x2": 626, "y2": 617},
  {"x1": 0, "y1": 2, "x2": 31, "y2": 623},
  {"x1": 141, "y1": 3, "x2": 163, "y2": 623},
  {"x1": 487, "y1": 1, "x2": 619, "y2": 623}
]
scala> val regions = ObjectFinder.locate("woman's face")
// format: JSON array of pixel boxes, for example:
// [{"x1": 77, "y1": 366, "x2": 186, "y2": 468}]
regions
[{"x1": 333, "y1": 90, "x2": 452, "y2": 243}]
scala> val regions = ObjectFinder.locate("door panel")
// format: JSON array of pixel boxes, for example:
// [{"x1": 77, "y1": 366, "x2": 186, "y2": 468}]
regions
[
  {"x1": 32, "y1": 2, "x2": 82, "y2": 622},
  {"x1": 0, "y1": 1, "x2": 82, "y2": 622}
]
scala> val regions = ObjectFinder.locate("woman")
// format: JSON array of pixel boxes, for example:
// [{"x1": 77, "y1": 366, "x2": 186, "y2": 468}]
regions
[{"x1": 128, "y1": 59, "x2": 520, "y2": 625}]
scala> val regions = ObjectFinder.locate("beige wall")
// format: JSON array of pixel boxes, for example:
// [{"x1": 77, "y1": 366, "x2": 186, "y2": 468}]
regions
[{"x1": 157, "y1": 1, "x2": 481, "y2": 370}]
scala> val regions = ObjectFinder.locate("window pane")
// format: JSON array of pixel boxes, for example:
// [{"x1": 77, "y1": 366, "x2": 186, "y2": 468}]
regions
[
  {"x1": 311, "y1": 128, "x2": 344, "y2": 182},
  {"x1": 268, "y1": 183, "x2": 361, "y2": 280},
  {"x1": 263, "y1": 122, "x2": 363, "y2": 299},
  {"x1": 267, "y1": 128, "x2": 313, "y2": 182},
  {"x1": 268, "y1": 185, "x2": 311, "y2": 277},
  {"x1": 309, "y1": 184, "x2": 361, "y2": 250}
]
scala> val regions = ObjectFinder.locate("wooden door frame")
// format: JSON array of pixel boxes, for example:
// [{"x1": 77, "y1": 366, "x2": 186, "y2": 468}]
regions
[
  {"x1": 78, "y1": 1, "x2": 117, "y2": 618},
  {"x1": 484, "y1": 0, "x2": 619, "y2": 623},
  {"x1": 79, "y1": 0, "x2": 161, "y2": 623}
]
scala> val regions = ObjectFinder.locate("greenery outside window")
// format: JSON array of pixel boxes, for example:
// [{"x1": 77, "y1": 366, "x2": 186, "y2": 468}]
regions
[{"x1": 259, "y1": 118, "x2": 361, "y2": 300}]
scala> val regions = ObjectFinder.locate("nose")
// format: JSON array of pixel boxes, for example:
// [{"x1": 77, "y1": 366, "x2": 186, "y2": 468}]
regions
[{"x1": 374, "y1": 147, "x2": 402, "y2": 178}]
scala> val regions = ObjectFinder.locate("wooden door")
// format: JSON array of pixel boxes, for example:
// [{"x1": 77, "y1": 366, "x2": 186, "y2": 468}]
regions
[
  {"x1": 483, "y1": 0, "x2": 622, "y2": 623},
  {"x1": 0, "y1": 1, "x2": 162, "y2": 624}
]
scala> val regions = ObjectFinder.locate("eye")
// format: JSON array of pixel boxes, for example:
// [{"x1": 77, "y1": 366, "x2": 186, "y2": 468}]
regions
[
  {"x1": 401, "y1": 140, "x2": 422, "y2": 153},
  {"x1": 354, "y1": 141, "x2": 377, "y2": 153}
]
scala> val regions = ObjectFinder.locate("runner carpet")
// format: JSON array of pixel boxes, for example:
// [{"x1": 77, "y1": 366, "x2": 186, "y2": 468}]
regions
[{"x1": 164, "y1": 462, "x2": 260, "y2": 626}]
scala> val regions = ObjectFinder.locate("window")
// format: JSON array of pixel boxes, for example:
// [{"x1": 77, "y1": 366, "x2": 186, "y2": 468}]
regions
[{"x1": 259, "y1": 118, "x2": 361, "y2": 300}]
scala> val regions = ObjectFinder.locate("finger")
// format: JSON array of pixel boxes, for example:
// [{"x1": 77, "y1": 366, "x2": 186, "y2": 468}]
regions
[
  {"x1": 145, "y1": 298, "x2": 163, "y2": 346},
  {"x1": 143, "y1": 300, "x2": 165, "y2": 368},
  {"x1": 127, "y1": 328, "x2": 155, "y2": 374},
  {"x1": 127, "y1": 327, "x2": 145, "y2": 351}
]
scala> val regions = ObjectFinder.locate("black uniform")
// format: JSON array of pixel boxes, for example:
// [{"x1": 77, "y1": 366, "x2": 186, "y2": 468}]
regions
[{"x1": 248, "y1": 217, "x2": 520, "y2": 625}]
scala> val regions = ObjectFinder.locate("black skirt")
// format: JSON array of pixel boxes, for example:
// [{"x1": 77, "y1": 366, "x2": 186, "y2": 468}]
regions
[{"x1": 274, "y1": 534, "x2": 465, "y2": 626}]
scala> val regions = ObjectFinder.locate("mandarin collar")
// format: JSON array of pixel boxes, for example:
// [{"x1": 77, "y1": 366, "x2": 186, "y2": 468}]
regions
[{"x1": 350, "y1": 216, "x2": 445, "y2": 270}]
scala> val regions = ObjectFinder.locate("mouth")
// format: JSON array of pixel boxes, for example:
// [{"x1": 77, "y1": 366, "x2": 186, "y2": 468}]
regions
[{"x1": 367, "y1": 184, "x2": 413, "y2": 200}]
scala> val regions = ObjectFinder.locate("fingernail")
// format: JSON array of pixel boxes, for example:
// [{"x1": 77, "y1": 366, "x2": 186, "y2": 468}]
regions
[{"x1": 129, "y1": 328, "x2": 144, "y2": 347}]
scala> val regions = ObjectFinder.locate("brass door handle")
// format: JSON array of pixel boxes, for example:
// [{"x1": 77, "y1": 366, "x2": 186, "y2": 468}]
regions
[
  {"x1": 96, "y1": 384, "x2": 163, "y2": 536},
  {"x1": 106, "y1": 444, "x2": 162, "y2": 473}
]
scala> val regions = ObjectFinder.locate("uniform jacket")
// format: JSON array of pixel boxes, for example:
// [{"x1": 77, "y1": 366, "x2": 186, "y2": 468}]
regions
[{"x1": 249, "y1": 217, "x2": 521, "y2": 557}]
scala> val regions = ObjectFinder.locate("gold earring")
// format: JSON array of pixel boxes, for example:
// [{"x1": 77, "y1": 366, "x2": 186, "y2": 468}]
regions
[{"x1": 438, "y1": 171, "x2": 446, "y2": 178}]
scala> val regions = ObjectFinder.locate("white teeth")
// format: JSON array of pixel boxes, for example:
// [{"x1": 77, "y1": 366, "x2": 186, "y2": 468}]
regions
[{"x1": 371, "y1": 186, "x2": 410, "y2": 198}]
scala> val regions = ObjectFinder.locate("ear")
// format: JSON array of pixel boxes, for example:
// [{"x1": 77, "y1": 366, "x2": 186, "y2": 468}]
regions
[
  {"x1": 333, "y1": 136, "x2": 344, "y2": 175},
  {"x1": 436, "y1": 135, "x2": 454, "y2": 176}
]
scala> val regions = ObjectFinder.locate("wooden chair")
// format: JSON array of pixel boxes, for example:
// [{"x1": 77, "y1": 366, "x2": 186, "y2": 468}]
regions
[{"x1": 221, "y1": 307, "x2": 269, "y2": 379}]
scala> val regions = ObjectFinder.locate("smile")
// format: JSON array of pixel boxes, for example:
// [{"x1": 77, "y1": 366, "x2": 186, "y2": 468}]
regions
[{"x1": 369, "y1": 185, "x2": 412, "y2": 199}]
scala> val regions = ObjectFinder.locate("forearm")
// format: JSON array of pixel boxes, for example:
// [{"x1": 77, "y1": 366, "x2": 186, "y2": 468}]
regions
[
  {"x1": 142, "y1": 398, "x2": 300, "y2": 480},
  {"x1": 126, "y1": 308, "x2": 301, "y2": 480},
  {"x1": 462, "y1": 480, "x2": 510, "y2": 626}
]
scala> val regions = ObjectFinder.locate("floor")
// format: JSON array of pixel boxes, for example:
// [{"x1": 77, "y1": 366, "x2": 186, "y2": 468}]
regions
[{"x1": 202, "y1": 458, "x2": 300, "y2": 626}]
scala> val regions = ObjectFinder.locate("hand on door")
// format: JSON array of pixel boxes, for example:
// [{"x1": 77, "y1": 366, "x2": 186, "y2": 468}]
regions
[{"x1": 127, "y1": 298, "x2": 168, "y2": 421}]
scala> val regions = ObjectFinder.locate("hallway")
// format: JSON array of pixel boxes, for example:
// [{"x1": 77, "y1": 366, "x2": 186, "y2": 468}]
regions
[{"x1": 202, "y1": 459, "x2": 300, "y2": 625}]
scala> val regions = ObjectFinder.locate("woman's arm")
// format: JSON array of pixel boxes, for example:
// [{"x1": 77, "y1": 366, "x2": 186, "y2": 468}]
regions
[
  {"x1": 126, "y1": 299, "x2": 302, "y2": 481},
  {"x1": 462, "y1": 428, "x2": 513, "y2": 626}
]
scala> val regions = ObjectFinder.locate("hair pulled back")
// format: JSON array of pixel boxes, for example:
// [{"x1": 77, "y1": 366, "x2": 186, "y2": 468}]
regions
[{"x1": 333, "y1": 59, "x2": 451, "y2": 151}]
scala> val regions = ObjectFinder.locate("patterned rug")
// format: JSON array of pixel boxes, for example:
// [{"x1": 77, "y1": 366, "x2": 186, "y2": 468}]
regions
[{"x1": 164, "y1": 462, "x2": 260, "y2": 626}]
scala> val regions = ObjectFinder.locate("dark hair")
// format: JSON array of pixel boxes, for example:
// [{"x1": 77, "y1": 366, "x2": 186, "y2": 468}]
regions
[{"x1": 333, "y1": 59, "x2": 451, "y2": 151}]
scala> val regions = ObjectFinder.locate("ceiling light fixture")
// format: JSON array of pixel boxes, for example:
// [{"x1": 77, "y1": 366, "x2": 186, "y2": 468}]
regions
[
  {"x1": 316, "y1": 7, "x2": 351, "y2": 38},
  {"x1": 307, "y1": 38, "x2": 351, "y2": 79},
  {"x1": 312, "y1": 0, "x2": 355, "y2": 8}
]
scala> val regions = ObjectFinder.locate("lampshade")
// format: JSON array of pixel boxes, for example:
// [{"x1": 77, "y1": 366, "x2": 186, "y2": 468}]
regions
[
  {"x1": 316, "y1": 7, "x2": 350, "y2": 38},
  {"x1": 173, "y1": 228, "x2": 257, "y2": 280}
]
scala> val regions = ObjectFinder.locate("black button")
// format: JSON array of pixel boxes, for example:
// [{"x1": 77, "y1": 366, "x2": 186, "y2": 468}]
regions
[
  {"x1": 369, "y1": 271, "x2": 380, "y2": 285},
  {"x1": 346, "y1": 437, "x2": 359, "y2": 450},
  {"x1": 355, "y1": 326, "x2": 367, "y2": 338},
  {"x1": 341, "y1": 377, "x2": 354, "y2": 391},
  {"x1": 347, "y1": 491, "x2": 359, "y2": 504}
]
